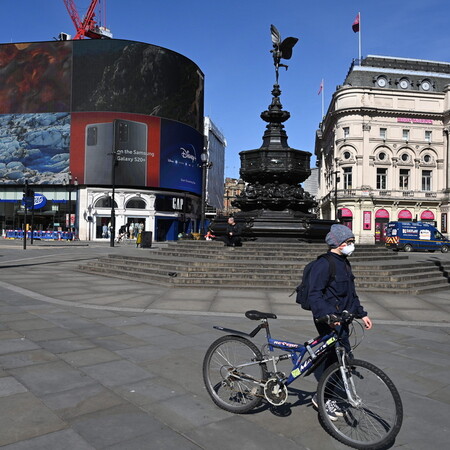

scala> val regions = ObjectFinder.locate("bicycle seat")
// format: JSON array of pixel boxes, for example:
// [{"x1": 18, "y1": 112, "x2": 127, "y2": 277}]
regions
[{"x1": 245, "y1": 310, "x2": 277, "y2": 321}]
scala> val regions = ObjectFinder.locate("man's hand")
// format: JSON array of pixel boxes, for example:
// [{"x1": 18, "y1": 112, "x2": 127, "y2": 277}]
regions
[{"x1": 362, "y1": 316, "x2": 373, "y2": 330}]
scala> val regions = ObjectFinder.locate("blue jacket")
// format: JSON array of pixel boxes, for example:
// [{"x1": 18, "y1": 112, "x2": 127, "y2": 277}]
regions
[{"x1": 308, "y1": 252, "x2": 367, "y2": 319}]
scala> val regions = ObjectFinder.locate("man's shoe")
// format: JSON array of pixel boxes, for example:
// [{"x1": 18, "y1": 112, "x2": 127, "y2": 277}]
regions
[
  {"x1": 311, "y1": 394, "x2": 341, "y2": 422},
  {"x1": 326, "y1": 399, "x2": 344, "y2": 418},
  {"x1": 326, "y1": 400, "x2": 344, "y2": 417}
]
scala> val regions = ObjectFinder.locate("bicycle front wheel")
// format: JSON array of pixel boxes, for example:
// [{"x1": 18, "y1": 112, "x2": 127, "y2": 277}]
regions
[
  {"x1": 317, "y1": 359, "x2": 403, "y2": 450},
  {"x1": 203, "y1": 335, "x2": 268, "y2": 414}
]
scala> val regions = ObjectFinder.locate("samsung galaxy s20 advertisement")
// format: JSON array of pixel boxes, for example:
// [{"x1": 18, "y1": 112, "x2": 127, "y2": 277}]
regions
[{"x1": 70, "y1": 112, "x2": 202, "y2": 195}]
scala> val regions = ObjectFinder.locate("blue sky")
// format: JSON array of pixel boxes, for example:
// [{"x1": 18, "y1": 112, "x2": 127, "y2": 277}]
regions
[{"x1": 2, "y1": 0, "x2": 450, "y2": 179}]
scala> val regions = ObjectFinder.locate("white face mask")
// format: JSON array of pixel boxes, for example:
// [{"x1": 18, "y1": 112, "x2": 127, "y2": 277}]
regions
[{"x1": 341, "y1": 243, "x2": 355, "y2": 256}]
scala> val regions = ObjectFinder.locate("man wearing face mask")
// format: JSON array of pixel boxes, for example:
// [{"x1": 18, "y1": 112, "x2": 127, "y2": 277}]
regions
[
  {"x1": 309, "y1": 224, "x2": 372, "y2": 330},
  {"x1": 309, "y1": 224, "x2": 372, "y2": 419}
]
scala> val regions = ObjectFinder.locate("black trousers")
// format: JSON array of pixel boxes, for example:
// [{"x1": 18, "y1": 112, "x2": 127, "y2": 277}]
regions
[{"x1": 223, "y1": 234, "x2": 241, "y2": 246}]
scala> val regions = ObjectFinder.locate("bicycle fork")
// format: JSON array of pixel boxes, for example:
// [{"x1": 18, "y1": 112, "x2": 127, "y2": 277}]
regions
[{"x1": 335, "y1": 347, "x2": 362, "y2": 408}]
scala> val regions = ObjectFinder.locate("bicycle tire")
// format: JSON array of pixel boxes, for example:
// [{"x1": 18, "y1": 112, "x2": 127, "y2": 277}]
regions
[
  {"x1": 317, "y1": 359, "x2": 403, "y2": 450},
  {"x1": 203, "y1": 335, "x2": 268, "y2": 413}
]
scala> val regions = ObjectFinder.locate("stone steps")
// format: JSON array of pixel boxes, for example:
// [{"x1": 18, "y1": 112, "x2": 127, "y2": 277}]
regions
[
  {"x1": 146, "y1": 249, "x2": 405, "y2": 263},
  {"x1": 79, "y1": 264, "x2": 448, "y2": 293},
  {"x1": 78, "y1": 241, "x2": 450, "y2": 294},
  {"x1": 91, "y1": 256, "x2": 438, "y2": 278}
]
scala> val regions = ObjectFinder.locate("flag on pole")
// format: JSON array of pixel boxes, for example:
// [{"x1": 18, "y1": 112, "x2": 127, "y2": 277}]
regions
[
  {"x1": 352, "y1": 13, "x2": 360, "y2": 33},
  {"x1": 318, "y1": 79, "x2": 323, "y2": 95}
]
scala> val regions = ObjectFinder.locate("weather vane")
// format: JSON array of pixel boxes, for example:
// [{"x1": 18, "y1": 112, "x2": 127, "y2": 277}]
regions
[{"x1": 270, "y1": 25, "x2": 299, "y2": 84}]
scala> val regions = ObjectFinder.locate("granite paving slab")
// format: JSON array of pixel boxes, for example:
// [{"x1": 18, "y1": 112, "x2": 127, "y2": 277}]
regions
[
  {"x1": 69, "y1": 404, "x2": 175, "y2": 449},
  {"x1": 0, "y1": 393, "x2": 67, "y2": 446},
  {"x1": 0, "y1": 349, "x2": 58, "y2": 369},
  {"x1": 0, "y1": 429, "x2": 94, "y2": 450},
  {"x1": 9, "y1": 361, "x2": 95, "y2": 396},
  {"x1": 80, "y1": 360, "x2": 153, "y2": 388},
  {"x1": 41, "y1": 383, "x2": 126, "y2": 420}
]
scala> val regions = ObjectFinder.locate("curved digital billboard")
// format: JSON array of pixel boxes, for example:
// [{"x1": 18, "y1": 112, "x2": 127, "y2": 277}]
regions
[{"x1": 0, "y1": 39, "x2": 204, "y2": 194}]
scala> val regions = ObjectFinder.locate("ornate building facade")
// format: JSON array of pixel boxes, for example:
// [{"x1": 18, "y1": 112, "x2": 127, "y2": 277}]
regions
[{"x1": 315, "y1": 55, "x2": 450, "y2": 243}]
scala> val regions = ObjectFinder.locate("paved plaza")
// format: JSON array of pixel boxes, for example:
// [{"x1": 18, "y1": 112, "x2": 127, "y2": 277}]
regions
[{"x1": 0, "y1": 240, "x2": 449, "y2": 449}]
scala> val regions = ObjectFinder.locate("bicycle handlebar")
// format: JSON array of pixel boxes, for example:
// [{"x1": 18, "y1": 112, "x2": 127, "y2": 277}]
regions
[{"x1": 315, "y1": 311, "x2": 356, "y2": 325}]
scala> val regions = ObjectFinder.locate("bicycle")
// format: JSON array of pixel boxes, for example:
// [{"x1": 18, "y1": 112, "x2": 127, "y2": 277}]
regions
[
  {"x1": 115, "y1": 232, "x2": 125, "y2": 244},
  {"x1": 203, "y1": 310, "x2": 403, "y2": 450}
]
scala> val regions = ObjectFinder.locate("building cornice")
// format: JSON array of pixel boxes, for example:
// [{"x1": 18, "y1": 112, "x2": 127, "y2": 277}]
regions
[{"x1": 318, "y1": 107, "x2": 444, "y2": 144}]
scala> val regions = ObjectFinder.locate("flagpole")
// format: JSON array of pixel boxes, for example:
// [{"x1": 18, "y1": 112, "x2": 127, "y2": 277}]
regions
[
  {"x1": 358, "y1": 12, "x2": 362, "y2": 64},
  {"x1": 321, "y1": 79, "x2": 324, "y2": 118}
]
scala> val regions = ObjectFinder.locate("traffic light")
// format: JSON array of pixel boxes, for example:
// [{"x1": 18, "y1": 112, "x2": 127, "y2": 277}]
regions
[{"x1": 23, "y1": 183, "x2": 34, "y2": 198}]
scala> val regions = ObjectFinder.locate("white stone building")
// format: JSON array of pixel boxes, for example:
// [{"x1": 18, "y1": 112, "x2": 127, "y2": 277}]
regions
[{"x1": 315, "y1": 55, "x2": 450, "y2": 243}]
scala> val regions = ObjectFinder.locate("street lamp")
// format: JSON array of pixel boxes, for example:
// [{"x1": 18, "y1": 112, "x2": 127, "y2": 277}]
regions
[
  {"x1": 225, "y1": 188, "x2": 230, "y2": 215},
  {"x1": 200, "y1": 150, "x2": 208, "y2": 236},
  {"x1": 68, "y1": 173, "x2": 78, "y2": 236},
  {"x1": 110, "y1": 149, "x2": 118, "y2": 247},
  {"x1": 333, "y1": 170, "x2": 340, "y2": 221}
]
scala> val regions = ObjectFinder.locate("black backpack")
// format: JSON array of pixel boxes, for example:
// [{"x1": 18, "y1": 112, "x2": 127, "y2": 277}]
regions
[{"x1": 294, "y1": 253, "x2": 336, "y2": 310}]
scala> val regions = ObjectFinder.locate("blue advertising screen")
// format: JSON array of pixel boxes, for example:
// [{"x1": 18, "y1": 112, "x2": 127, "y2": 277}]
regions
[{"x1": 159, "y1": 119, "x2": 203, "y2": 195}]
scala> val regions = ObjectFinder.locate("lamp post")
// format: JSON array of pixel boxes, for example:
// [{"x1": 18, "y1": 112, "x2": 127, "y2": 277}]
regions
[
  {"x1": 225, "y1": 188, "x2": 230, "y2": 215},
  {"x1": 66, "y1": 172, "x2": 78, "y2": 237},
  {"x1": 333, "y1": 170, "x2": 340, "y2": 221},
  {"x1": 110, "y1": 149, "x2": 117, "y2": 247},
  {"x1": 200, "y1": 151, "x2": 208, "y2": 236}
]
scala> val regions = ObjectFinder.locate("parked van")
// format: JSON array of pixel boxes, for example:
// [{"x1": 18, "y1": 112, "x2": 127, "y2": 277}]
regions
[{"x1": 385, "y1": 221, "x2": 449, "y2": 253}]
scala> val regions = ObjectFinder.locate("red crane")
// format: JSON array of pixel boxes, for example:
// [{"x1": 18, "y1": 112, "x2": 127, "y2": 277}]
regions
[{"x1": 62, "y1": 0, "x2": 112, "y2": 39}]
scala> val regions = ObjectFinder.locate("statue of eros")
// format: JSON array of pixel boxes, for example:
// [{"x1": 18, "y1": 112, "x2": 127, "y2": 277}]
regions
[{"x1": 270, "y1": 24, "x2": 299, "y2": 84}]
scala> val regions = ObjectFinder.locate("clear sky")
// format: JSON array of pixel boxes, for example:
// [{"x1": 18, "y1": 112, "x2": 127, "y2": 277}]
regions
[{"x1": 2, "y1": 0, "x2": 450, "y2": 179}]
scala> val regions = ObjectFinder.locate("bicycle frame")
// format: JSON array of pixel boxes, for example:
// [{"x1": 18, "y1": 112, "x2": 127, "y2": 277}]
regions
[{"x1": 213, "y1": 318, "x2": 343, "y2": 388}]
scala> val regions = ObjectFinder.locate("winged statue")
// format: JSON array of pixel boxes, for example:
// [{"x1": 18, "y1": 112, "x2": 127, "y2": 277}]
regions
[{"x1": 270, "y1": 24, "x2": 299, "y2": 83}]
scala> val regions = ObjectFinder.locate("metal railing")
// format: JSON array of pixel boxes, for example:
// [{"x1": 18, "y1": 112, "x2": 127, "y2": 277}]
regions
[{"x1": 321, "y1": 189, "x2": 446, "y2": 203}]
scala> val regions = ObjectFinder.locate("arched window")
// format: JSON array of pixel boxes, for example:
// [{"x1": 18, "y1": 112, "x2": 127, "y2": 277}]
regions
[
  {"x1": 94, "y1": 197, "x2": 118, "y2": 208},
  {"x1": 421, "y1": 210, "x2": 434, "y2": 221},
  {"x1": 398, "y1": 209, "x2": 412, "y2": 221},
  {"x1": 126, "y1": 198, "x2": 146, "y2": 209},
  {"x1": 339, "y1": 208, "x2": 353, "y2": 218},
  {"x1": 375, "y1": 209, "x2": 389, "y2": 219}
]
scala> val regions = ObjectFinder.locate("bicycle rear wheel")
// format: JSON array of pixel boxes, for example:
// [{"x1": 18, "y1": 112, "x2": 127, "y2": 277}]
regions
[
  {"x1": 317, "y1": 359, "x2": 403, "y2": 450},
  {"x1": 203, "y1": 335, "x2": 268, "y2": 413}
]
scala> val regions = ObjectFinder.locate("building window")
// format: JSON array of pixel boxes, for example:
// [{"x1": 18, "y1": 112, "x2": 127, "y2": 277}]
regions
[
  {"x1": 343, "y1": 127, "x2": 349, "y2": 139},
  {"x1": 378, "y1": 151, "x2": 386, "y2": 161},
  {"x1": 423, "y1": 154, "x2": 432, "y2": 163},
  {"x1": 402, "y1": 129, "x2": 410, "y2": 141},
  {"x1": 399, "y1": 78, "x2": 410, "y2": 89},
  {"x1": 425, "y1": 130, "x2": 432, "y2": 143},
  {"x1": 422, "y1": 170, "x2": 432, "y2": 191},
  {"x1": 94, "y1": 197, "x2": 118, "y2": 208},
  {"x1": 420, "y1": 80, "x2": 432, "y2": 91},
  {"x1": 126, "y1": 198, "x2": 146, "y2": 209},
  {"x1": 343, "y1": 151, "x2": 351, "y2": 160},
  {"x1": 400, "y1": 153, "x2": 410, "y2": 162},
  {"x1": 376, "y1": 168, "x2": 387, "y2": 190},
  {"x1": 399, "y1": 169, "x2": 410, "y2": 190},
  {"x1": 380, "y1": 128, "x2": 387, "y2": 139},
  {"x1": 343, "y1": 167, "x2": 352, "y2": 189}
]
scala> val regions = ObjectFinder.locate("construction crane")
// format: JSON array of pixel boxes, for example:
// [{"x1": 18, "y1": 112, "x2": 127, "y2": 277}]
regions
[{"x1": 62, "y1": 0, "x2": 112, "y2": 40}]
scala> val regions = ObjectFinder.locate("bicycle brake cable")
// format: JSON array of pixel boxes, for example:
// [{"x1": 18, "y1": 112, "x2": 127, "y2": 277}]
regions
[{"x1": 350, "y1": 319, "x2": 365, "y2": 351}]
